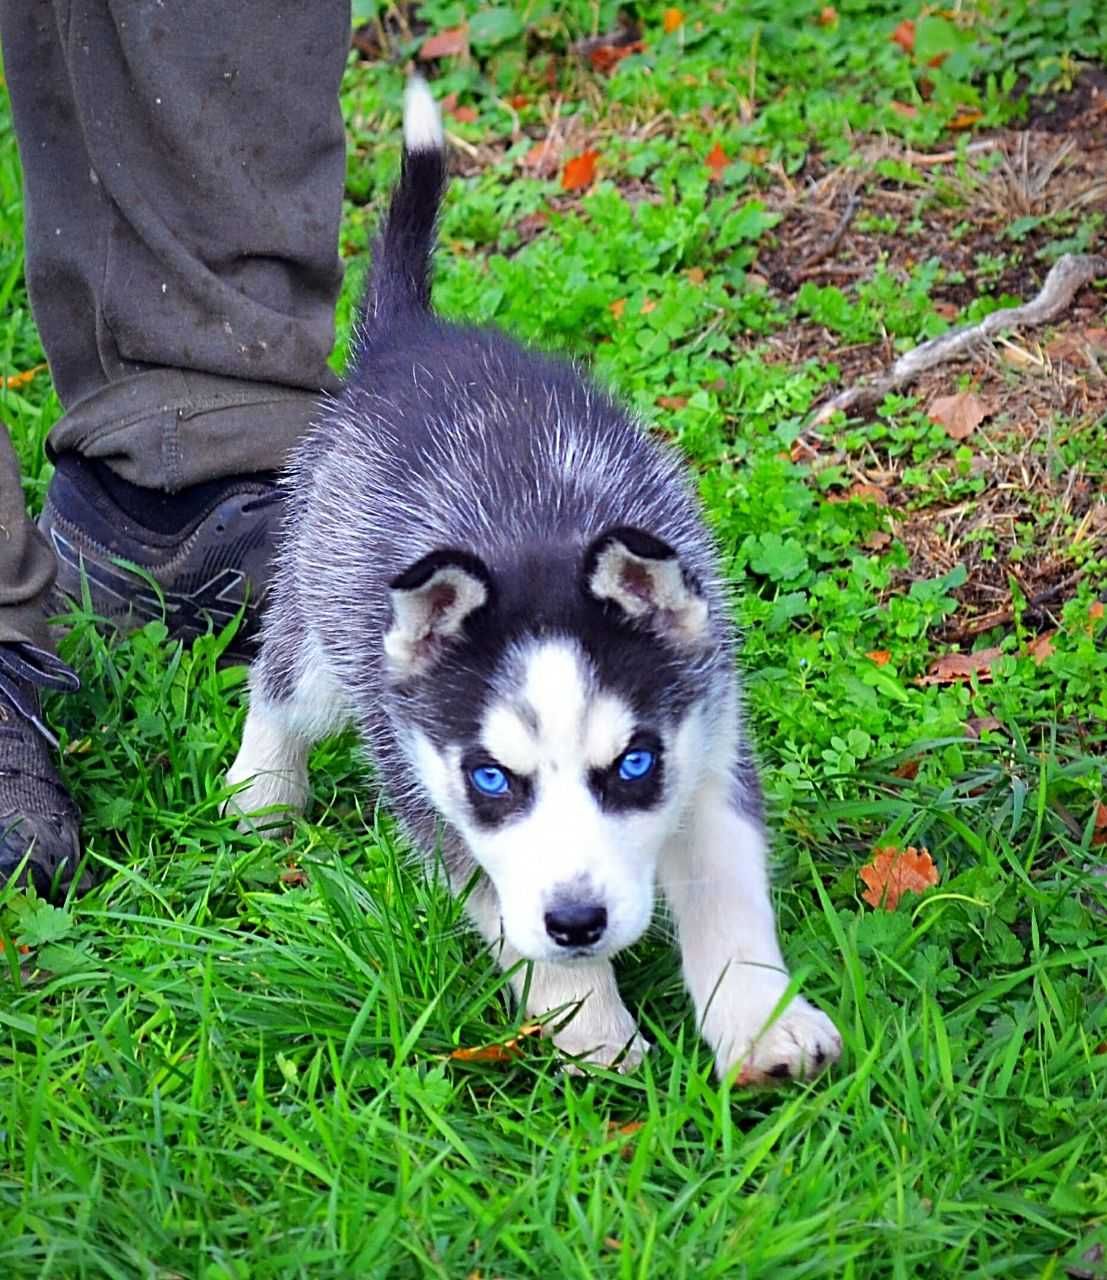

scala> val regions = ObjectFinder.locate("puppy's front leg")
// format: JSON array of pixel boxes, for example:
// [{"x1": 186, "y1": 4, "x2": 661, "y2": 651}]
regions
[
  {"x1": 466, "y1": 884, "x2": 649, "y2": 1072},
  {"x1": 660, "y1": 779, "x2": 841, "y2": 1082}
]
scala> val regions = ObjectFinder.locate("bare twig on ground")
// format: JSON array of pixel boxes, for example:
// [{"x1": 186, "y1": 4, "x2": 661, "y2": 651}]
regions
[
  {"x1": 799, "y1": 194, "x2": 860, "y2": 270},
  {"x1": 810, "y1": 252, "x2": 1107, "y2": 425}
]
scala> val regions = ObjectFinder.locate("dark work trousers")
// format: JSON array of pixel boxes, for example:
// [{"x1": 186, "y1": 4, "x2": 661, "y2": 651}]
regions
[{"x1": 0, "y1": 0, "x2": 350, "y2": 649}]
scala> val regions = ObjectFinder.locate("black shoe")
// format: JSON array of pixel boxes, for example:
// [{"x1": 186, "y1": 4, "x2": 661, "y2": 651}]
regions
[
  {"x1": 0, "y1": 642, "x2": 84, "y2": 902},
  {"x1": 39, "y1": 454, "x2": 282, "y2": 664}
]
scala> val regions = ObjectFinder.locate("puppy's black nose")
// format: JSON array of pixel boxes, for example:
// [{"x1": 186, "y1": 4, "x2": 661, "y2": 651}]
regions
[{"x1": 545, "y1": 903, "x2": 607, "y2": 948}]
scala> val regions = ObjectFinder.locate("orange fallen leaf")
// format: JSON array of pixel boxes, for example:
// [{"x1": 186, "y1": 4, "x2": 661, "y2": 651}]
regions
[
  {"x1": 507, "y1": 93, "x2": 529, "y2": 109},
  {"x1": 1026, "y1": 631, "x2": 1055, "y2": 665},
  {"x1": 1090, "y1": 601, "x2": 1105, "y2": 622},
  {"x1": 867, "y1": 649, "x2": 892, "y2": 666},
  {"x1": 916, "y1": 647, "x2": 1003, "y2": 686},
  {"x1": 448, "y1": 104, "x2": 478, "y2": 124},
  {"x1": 419, "y1": 24, "x2": 468, "y2": 60},
  {"x1": 686, "y1": 266, "x2": 705, "y2": 284},
  {"x1": 562, "y1": 150, "x2": 599, "y2": 192},
  {"x1": 449, "y1": 1022, "x2": 542, "y2": 1063},
  {"x1": 818, "y1": 6, "x2": 838, "y2": 25},
  {"x1": 3, "y1": 363, "x2": 48, "y2": 390},
  {"x1": 890, "y1": 18, "x2": 915, "y2": 52},
  {"x1": 890, "y1": 100, "x2": 919, "y2": 118},
  {"x1": 0, "y1": 939, "x2": 32, "y2": 955},
  {"x1": 662, "y1": 7, "x2": 684, "y2": 33},
  {"x1": 948, "y1": 106, "x2": 982, "y2": 129},
  {"x1": 609, "y1": 298, "x2": 626, "y2": 320},
  {"x1": 640, "y1": 297, "x2": 657, "y2": 315},
  {"x1": 589, "y1": 41, "x2": 645, "y2": 74},
  {"x1": 1092, "y1": 802, "x2": 1107, "y2": 847},
  {"x1": 928, "y1": 391, "x2": 995, "y2": 441},
  {"x1": 893, "y1": 758, "x2": 920, "y2": 780},
  {"x1": 859, "y1": 845, "x2": 939, "y2": 910},
  {"x1": 657, "y1": 395, "x2": 688, "y2": 410},
  {"x1": 790, "y1": 438, "x2": 819, "y2": 464},
  {"x1": 865, "y1": 530, "x2": 892, "y2": 550},
  {"x1": 705, "y1": 141, "x2": 729, "y2": 181}
]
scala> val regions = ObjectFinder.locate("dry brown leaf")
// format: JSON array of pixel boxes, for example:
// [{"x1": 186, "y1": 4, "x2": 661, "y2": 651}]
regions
[
  {"x1": 916, "y1": 647, "x2": 1003, "y2": 686},
  {"x1": 419, "y1": 24, "x2": 468, "y2": 60},
  {"x1": 893, "y1": 759, "x2": 920, "y2": 780},
  {"x1": 562, "y1": 150, "x2": 599, "y2": 192},
  {"x1": 705, "y1": 141, "x2": 729, "y2": 181},
  {"x1": 609, "y1": 298, "x2": 626, "y2": 320},
  {"x1": 859, "y1": 845, "x2": 939, "y2": 910},
  {"x1": 1090, "y1": 601, "x2": 1105, "y2": 622},
  {"x1": 640, "y1": 298, "x2": 657, "y2": 315},
  {"x1": 890, "y1": 101, "x2": 919, "y2": 119},
  {"x1": 686, "y1": 266, "x2": 705, "y2": 285},
  {"x1": 890, "y1": 18, "x2": 915, "y2": 52},
  {"x1": 604, "y1": 1238, "x2": 623, "y2": 1252},
  {"x1": 522, "y1": 138, "x2": 562, "y2": 178},
  {"x1": 662, "y1": 7, "x2": 684, "y2": 33},
  {"x1": 865, "y1": 530, "x2": 892, "y2": 550},
  {"x1": 0, "y1": 939, "x2": 31, "y2": 955},
  {"x1": 515, "y1": 211, "x2": 549, "y2": 240},
  {"x1": 657, "y1": 395, "x2": 689, "y2": 410},
  {"x1": 1027, "y1": 631, "x2": 1055, "y2": 665},
  {"x1": 449, "y1": 1022, "x2": 542, "y2": 1063},
  {"x1": 790, "y1": 438, "x2": 819, "y2": 464},
  {"x1": 965, "y1": 715, "x2": 1003, "y2": 739},
  {"x1": 928, "y1": 391, "x2": 995, "y2": 441},
  {"x1": 867, "y1": 649, "x2": 892, "y2": 666},
  {"x1": 590, "y1": 41, "x2": 645, "y2": 73},
  {"x1": 849, "y1": 482, "x2": 889, "y2": 505},
  {"x1": 818, "y1": 6, "x2": 838, "y2": 25},
  {"x1": 448, "y1": 104, "x2": 478, "y2": 124},
  {"x1": 280, "y1": 863, "x2": 308, "y2": 888}
]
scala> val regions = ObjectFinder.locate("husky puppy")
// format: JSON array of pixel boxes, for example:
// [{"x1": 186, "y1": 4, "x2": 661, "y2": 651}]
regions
[{"x1": 227, "y1": 79, "x2": 841, "y2": 1081}]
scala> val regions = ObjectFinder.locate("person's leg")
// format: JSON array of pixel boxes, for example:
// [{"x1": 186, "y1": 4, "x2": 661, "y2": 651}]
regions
[
  {"x1": 3, "y1": 0, "x2": 349, "y2": 487},
  {"x1": 0, "y1": 425, "x2": 82, "y2": 898},
  {"x1": 1, "y1": 0, "x2": 351, "y2": 660}
]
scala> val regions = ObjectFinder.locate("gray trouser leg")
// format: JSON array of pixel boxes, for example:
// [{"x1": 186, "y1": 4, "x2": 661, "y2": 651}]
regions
[
  {"x1": 1, "y1": 0, "x2": 350, "y2": 492},
  {"x1": 0, "y1": 428, "x2": 55, "y2": 651}
]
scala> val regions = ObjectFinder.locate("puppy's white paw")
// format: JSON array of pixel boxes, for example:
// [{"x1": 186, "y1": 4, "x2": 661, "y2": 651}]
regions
[
  {"x1": 223, "y1": 765, "x2": 307, "y2": 836},
  {"x1": 712, "y1": 995, "x2": 841, "y2": 1084},
  {"x1": 550, "y1": 1005, "x2": 651, "y2": 1074}
]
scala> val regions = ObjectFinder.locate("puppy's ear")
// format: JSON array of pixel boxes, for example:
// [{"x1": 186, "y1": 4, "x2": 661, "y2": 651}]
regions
[
  {"x1": 385, "y1": 549, "x2": 492, "y2": 678},
  {"x1": 582, "y1": 526, "x2": 709, "y2": 650}
]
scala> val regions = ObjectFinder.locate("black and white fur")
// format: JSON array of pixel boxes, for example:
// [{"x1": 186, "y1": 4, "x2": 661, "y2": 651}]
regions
[{"x1": 227, "y1": 79, "x2": 841, "y2": 1081}]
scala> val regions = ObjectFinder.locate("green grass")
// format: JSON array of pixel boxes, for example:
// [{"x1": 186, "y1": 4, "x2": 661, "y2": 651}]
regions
[{"x1": 3, "y1": 3, "x2": 1107, "y2": 1276}]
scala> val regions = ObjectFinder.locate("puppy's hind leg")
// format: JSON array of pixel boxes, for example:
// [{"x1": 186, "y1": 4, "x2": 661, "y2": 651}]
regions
[{"x1": 225, "y1": 632, "x2": 349, "y2": 833}]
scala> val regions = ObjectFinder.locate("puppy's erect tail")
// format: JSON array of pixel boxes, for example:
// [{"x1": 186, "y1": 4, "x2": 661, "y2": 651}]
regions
[{"x1": 362, "y1": 77, "x2": 447, "y2": 341}]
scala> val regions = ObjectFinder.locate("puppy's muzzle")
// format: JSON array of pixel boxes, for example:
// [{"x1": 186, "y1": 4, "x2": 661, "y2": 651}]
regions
[{"x1": 544, "y1": 901, "x2": 607, "y2": 949}]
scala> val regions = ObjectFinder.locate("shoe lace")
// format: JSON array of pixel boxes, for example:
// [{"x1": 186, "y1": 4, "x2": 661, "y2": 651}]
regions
[{"x1": 241, "y1": 486, "x2": 287, "y2": 515}]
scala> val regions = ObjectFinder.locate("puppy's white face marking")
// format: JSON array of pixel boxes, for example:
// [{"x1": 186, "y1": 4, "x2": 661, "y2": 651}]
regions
[{"x1": 411, "y1": 638, "x2": 710, "y2": 962}]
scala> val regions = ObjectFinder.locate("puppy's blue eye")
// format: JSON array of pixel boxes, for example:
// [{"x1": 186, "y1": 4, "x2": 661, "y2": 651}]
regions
[
  {"x1": 470, "y1": 765, "x2": 509, "y2": 796},
  {"x1": 618, "y1": 749, "x2": 655, "y2": 782}
]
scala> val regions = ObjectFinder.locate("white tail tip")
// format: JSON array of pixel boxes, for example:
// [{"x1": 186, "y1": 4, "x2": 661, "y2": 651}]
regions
[{"x1": 403, "y1": 76, "x2": 444, "y2": 153}]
